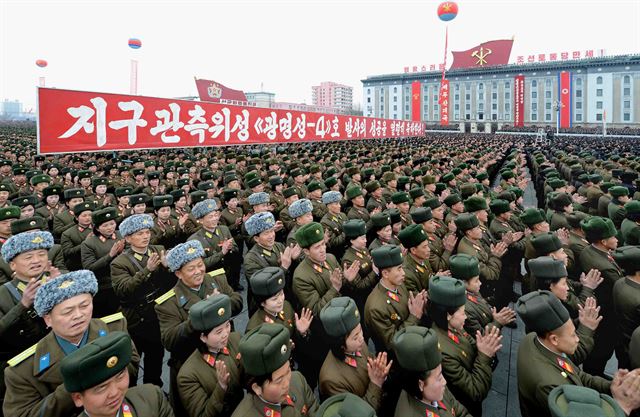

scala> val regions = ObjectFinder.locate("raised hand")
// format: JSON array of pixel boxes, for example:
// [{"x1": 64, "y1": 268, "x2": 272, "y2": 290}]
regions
[
  {"x1": 580, "y1": 269, "x2": 603, "y2": 290},
  {"x1": 295, "y1": 308, "x2": 313, "y2": 336},
  {"x1": 147, "y1": 252, "x2": 161, "y2": 272},
  {"x1": 408, "y1": 290, "x2": 426, "y2": 319},
  {"x1": 330, "y1": 268, "x2": 343, "y2": 292},
  {"x1": 491, "y1": 306, "x2": 516, "y2": 326},
  {"x1": 578, "y1": 297, "x2": 602, "y2": 331},
  {"x1": 215, "y1": 360, "x2": 230, "y2": 392},
  {"x1": 280, "y1": 246, "x2": 292, "y2": 270},
  {"x1": 343, "y1": 260, "x2": 360, "y2": 282},
  {"x1": 476, "y1": 325, "x2": 503, "y2": 357},
  {"x1": 443, "y1": 233, "x2": 457, "y2": 252},
  {"x1": 367, "y1": 352, "x2": 392, "y2": 388},
  {"x1": 20, "y1": 278, "x2": 42, "y2": 308}
]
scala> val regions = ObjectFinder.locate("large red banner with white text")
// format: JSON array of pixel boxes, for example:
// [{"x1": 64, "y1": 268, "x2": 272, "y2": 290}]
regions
[
  {"x1": 514, "y1": 75, "x2": 525, "y2": 127},
  {"x1": 558, "y1": 71, "x2": 572, "y2": 128},
  {"x1": 439, "y1": 79, "x2": 450, "y2": 125},
  {"x1": 37, "y1": 88, "x2": 425, "y2": 154},
  {"x1": 411, "y1": 81, "x2": 421, "y2": 122}
]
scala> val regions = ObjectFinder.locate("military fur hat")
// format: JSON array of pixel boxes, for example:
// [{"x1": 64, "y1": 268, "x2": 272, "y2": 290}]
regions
[
  {"x1": 30, "y1": 174, "x2": 51, "y2": 186},
  {"x1": 609, "y1": 186, "x2": 629, "y2": 198},
  {"x1": 612, "y1": 246, "x2": 640, "y2": 275},
  {"x1": 308, "y1": 181, "x2": 323, "y2": 193},
  {"x1": 12, "y1": 195, "x2": 38, "y2": 208},
  {"x1": 11, "y1": 216, "x2": 47, "y2": 234},
  {"x1": 283, "y1": 187, "x2": 298, "y2": 199},
  {"x1": 320, "y1": 297, "x2": 361, "y2": 338},
  {"x1": 118, "y1": 214, "x2": 154, "y2": 237},
  {"x1": 516, "y1": 290, "x2": 570, "y2": 333},
  {"x1": 295, "y1": 222, "x2": 324, "y2": 248},
  {"x1": 520, "y1": 208, "x2": 546, "y2": 227},
  {"x1": 34, "y1": 270, "x2": 98, "y2": 317},
  {"x1": 489, "y1": 199, "x2": 510, "y2": 215},
  {"x1": 531, "y1": 232, "x2": 563, "y2": 256},
  {"x1": 223, "y1": 188, "x2": 239, "y2": 202},
  {"x1": 455, "y1": 212, "x2": 480, "y2": 232},
  {"x1": 548, "y1": 385, "x2": 624, "y2": 417},
  {"x1": 410, "y1": 207, "x2": 433, "y2": 224},
  {"x1": 240, "y1": 323, "x2": 292, "y2": 376},
  {"x1": 370, "y1": 212, "x2": 391, "y2": 229},
  {"x1": 129, "y1": 194, "x2": 148, "y2": 206},
  {"x1": 316, "y1": 393, "x2": 376, "y2": 417},
  {"x1": 189, "y1": 294, "x2": 232, "y2": 332},
  {"x1": 529, "y1": 256, "x2": 567, "y2": 284},
  {"x1": 189, "y1": 190, "x2": 208, "y2": 204},
  {"x1": 115, "y1": 187, "x2": 133, "y2": 197},
  {"x1": 424, "y1": 197, "x2": 442, "y2": 210},
  {"x1": 192, "y1": 199, "x2": 218, "y2": 219},
  {"x1": 72, "y1": 201, "x2": 94, "y2": 217},
  {"x1": 288, "y1": 198, "x2": 313, "y2": 219},
  {"x1": 245, "y1": 212, "x2": 276, "y2": 237},
  {"x1": 61, "y1": 331, "x2": 132, "y2": 393},
  {"x1": 441, "y1": 173, "x2": 455, "y2": 182},
  {"x1": 398, "y1": 224, "x2": 428, "y2": 249},
  {"x1": 152, "y1": 195, "x2": 173, "y2": 209},
  {"x1": 43, "y1": 185, "x2": 63, "y2": 198},
  {"x1": 580, "y1": 216, "x2": 617, "y2": 243},
  {"x1": 443, "y1": 193, "x2": 462, "y2": 207},
  {"x1": 248, "y1": 192, "x2": 270, "y2": 206},
  {"x1": 166, "y1": 240, "x2": 205, "y2": 272},
  {"x1": 322, "y1": 191, "x2": 342, "y2": 205},
  {"x1": 429, "y1": 276, "x2": 466, "y2": 308},
  {"x1": 345, "y1": 186, "x2": 362, "y2": 201},
  {"x1": 464, "y1": 196, "x2": 488, "y2": 212},
  {"x1": 343, "y1": 219, "x2": 366, "y2": 239},
  {"x1": 249, "y1": 267, "x2": 286, "y2": 298},
  {"x1": 391, "y1": 192, "x2": 410, "y2": 204},
  {"x1": 1, "y1": 230, "x2": 53, "y2": 262},
  {"x1": 449, "y1": 254, "x2": 480, "y2": 280},
  {"x1": 0, "y1": 205, "x2": 20, "y2": 222},
  {"x1": 371, "y1": 245, "x2": 403, "y2": 269},
  {"x1": 393, "y1": 326, "x2": 441, "y2": 372},
  {"x1": 92, "y1": 207, "x2": 117, "y2": 227}
]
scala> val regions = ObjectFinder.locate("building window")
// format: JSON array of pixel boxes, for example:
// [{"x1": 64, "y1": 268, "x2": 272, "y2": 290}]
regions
[
  {"x1": 532, "y1": 80, "x2": 537, "y2": 88},
  {"x1": 576, "y1": 113, "x2": 582, "y2": 121},
  {"x1": 624, "y1": 113, "x2": 631, "y2": 121},
  {"x1": 545, "y1": 91, "x2": 552, "y2": 99},
  {"x1": 505, "y1": 92, "x2": 511, "y2": 99},
  {"x1": 545, "y1": 114, "x2": 552, "y2": 121},
  {"x1": 532, "y1": 91, "x2": 537, "y2": 99},
  {"x1": 466, "y1": 103, "x2": 471, "y2": 110},
  {"x1": 393, "y1": 114, "x2": 397, "y2": 119},
  {"x1": 455, "y1": 94, "x2": 460, "y2": 100},
  {"x1": 455, "y1": 113, "x2": 460, "y2": 119},
  {"x1": 531, "y1": 113, "x2": 537, "y2": 121},
  {"x1": 479, "y1": 93, "x2": 484, "y2": 100},
  {"x1": 504, "y1": 82, "x2": 510, "y2": 89},
  {"x1": 576, "y1": 90, "x2": 582, "y2": 98},
  {"x1": 532, "y1": 103, "x2": 538, "y2": 112},
  {"x1": 596, "y1": 101, "x2": 603, "y2": 109},
  {"x1": 492, "y1": 103, "x2": 497, "y2": 110},
  {"x1": 576, "y1": 101, "x2": 582, "y2": 109},
  {"x1": 405, "y1": 105, "x2": 409, "y2": 111},
  {"x1": 596, "y1": 89, "x2": 603, "y2": 97},
  {"x1": 455, "y1": 84, "x2": 460, "y2": 91},
  {"x1": 367, "y1": 88, "x2": 371, "y2": 94},
  {"x1": 492, "y1": 92, "x2": 497, "y2": 100},
  {"x1": 466, "y1": 94, "x2": 471, "y2": 100},
  {"x1": 478, "y1": 103, "x2": 484, "y2": 111},
  {"x1": 624, "y1": 87, "x2": 631, "y2": 96},
  {"x1": 624, "y1": 101, "x2": 631, "y2": 109},
  {"x1": 546, "y1": 102, "x2": 551, "y2": 110},
  {"x1": 576, "y1": 78, "x2": 582, "y2": 86},
  {"x1": 546, "y1": 79, "x2": 552, "y2": 88},
  {"x1": 478, "y1": 83, "x2": 484, "y2": 90},
  {"x1": 393, "y1": 87, "x2": 397, "y2": 93},
  {"x1": 455, "y1": 104, "x2": 460, "y2": 110},
  {"x1": 596, "y1": 113, "x2": 602, "y2": 121},
  {"x1": 505, "y1": 103, "x2": 511, "y2": 111},
  {"x1": 596, "y1": 76, "x2": 603, "y2": 84},
  {"x1": 393, "y1": 105, "x2": 397, "y2": 111},
  {"x1": 393, "y1": 96, "x2": 397, "y2": 102},
  {"x1": 367, "y1": 97, "x2": 371, "y2": 103},
  {"x1": 624, "y1": 75, "x2": 631, "y2": 84},
  {"x1": 505, "y1": 113, "x2": 511, "y2": 120}
]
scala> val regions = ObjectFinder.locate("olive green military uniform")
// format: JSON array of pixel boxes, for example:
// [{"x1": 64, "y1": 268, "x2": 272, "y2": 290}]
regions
[
  {"x1": 80, "y1": 232, "x2": 123, "y2": 317},
  {"x1": 78, "y1": 384, "x2": 174, "y2": 417},
  {"x1": 426, "y1": 231, "x2": 452, "y2": 273},
  {"x1": 35, "y1": 204, "x2": 63, "y2": 231},
  {"x1": 612, "y1": 277, "x2": 640, "y2": 369},
  {"x1": 110, "y1": 245, "x2": 176, "y2": 386},
  {"x1": 188, "y1": 225, "x2": 238, "y2": 271},
  {"x1": 607, "y1": 200, "x2": 626, "y2": 229},
  {"x1": 182, "y1": 213, "x2": 201, "y2": 237},
  {"x1": 464, "y1": 291, "x2": 502, "y2": 336},
  {"x1": 394, "y1": 388, "x2": 472, "y2": 417},
  {"x1": 3, "y1": 315, "x2": 140, "y2": 417},
  {"x1": 433, "y1": 325, "x2": 493, "y2": 416},
  {"x1": 230, "y1": 371, "x2": 318, "y2": 417},
  {"x1": 60, "y1": 225, "x2": 92, "y2": 271},
  {"x1": 52, "y1": 210, "x2": 75, "y2": 241},
  {"x1": 246, "y1": 300, "x2": 296, "y2": 336},
  {"x1": 364, "y1": 282, "x2": 420, "y2": 352},
  {"x1": 320, "y1": 212, "x2": 347, "y2": 259},
  {"x1": 366, "y1": 196, "x2": 386, "y2": 212},
  {"x1": 310, "y1": 198, "x2": 327, "y2": 222},
  {"x1": 621, "y1": 218, "x2": 640, "y2": 245},
  {"x1": 340, "y1": 247, "x2": 377, "y2": 321},
  {"x1": 243, "y1": 242, "x2": 291, "y2": 314},
  {"x1": 151, "y1": 217, "x2": 186, "y2": 248},
  {"x1": 177, "y1": 332, "x2": 244, "y2": 417},
  {"x1": 402, "y1": 253, "x2": 434, "y2": 294},
  {"x1": 597, "y1": 194, "x2": 612, "y2": 217},
  {"x1": 549, "y1": 211, "x2": 570, "y2": 231},
  {"x1": 318, "y1": 344, "x2": 382, "y2": 411},
  {"x1": 456, "y1": 236, "x2": 502, "y2": 300},
  {"x1": 85, "y1": 193, "x2": 115, "y2": 210},
  {"x1": 567, "y1": 232, "x2": 589, "y2": 280},
  {"x1": 517, "y1": 333, "x2": 611, "y2": 417},
  {"x1": 347, "y1": 206, "x2": 370, "y2": 225},
  {"x1": 279, "y1": 206, "x2": 295, "y2": 233},
  {"x1": 270, "y1": 191, "x2": 286, "y2": 216}
]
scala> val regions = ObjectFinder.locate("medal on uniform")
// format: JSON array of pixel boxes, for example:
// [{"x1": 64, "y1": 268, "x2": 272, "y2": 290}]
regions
[
  {"x1": 122, "y1": 403, "x2": 133, "y2": 417},
  {"x1": 264, "y1": 315, "x2": 275, "y2": 324},
  {"x1": 264, "y1": 407, "x2": 281, "y2": 417}
]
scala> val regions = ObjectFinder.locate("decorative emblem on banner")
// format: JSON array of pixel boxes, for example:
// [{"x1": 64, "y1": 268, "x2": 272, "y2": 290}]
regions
[
  {"x1": 471, "y1": 47, "x2": 492, "y2": 66},
  {"x1": 207, "y1": 83, "x2": 222, "y2": 99}
]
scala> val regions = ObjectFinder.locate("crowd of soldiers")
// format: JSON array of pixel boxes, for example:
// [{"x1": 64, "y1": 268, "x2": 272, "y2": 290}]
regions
[{"x1": 1, "y1": 121, "x2": 640, "y2": 417}]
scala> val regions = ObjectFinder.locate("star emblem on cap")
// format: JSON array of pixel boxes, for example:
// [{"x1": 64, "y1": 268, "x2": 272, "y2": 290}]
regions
[
  {"x1": 29, "y1": 221, "x2": 36, "y2": 226},
  {"x1": 106, "y1": 356, "x2": 118, "y2": 368},
  {"x1": 217, "y1": 307, "x2": 225, "y2": 316},
  {"x1": 105, "y1": 213, "x2": 110, "y2": 218},
  {"x1": 187, "y1": 247, "x2": 196, "y2": 254},
  {"x1": 31, "y1": 236, "x2": 44, "y2": 244},
  {"x1": 281, "y1": 344, "x2": 288, "y2": 355}
]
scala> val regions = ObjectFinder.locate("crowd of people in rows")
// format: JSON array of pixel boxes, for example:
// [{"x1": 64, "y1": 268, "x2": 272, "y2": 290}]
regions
[{"x1": 0, "y1": 122, "x2": 640, "y2": 417}]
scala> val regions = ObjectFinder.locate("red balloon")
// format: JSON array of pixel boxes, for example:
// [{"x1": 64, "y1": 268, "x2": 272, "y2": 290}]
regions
[
  {"x1": 437, "y1": 2, "x2": 458, "y2": 21},
  {"x1": 35, "y1": 59, "x2": 48, "y2": 68}
]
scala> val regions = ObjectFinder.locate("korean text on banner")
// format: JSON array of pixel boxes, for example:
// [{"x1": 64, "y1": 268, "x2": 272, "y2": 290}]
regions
[
  {"x1": 558, "y1": 71, "x2": 572, "y2": 128},
  {"x1": 411, "y1": 81, "x2": 421, "y2": 122},
  {"x1": 37, "y1": 88, "x2": 426, "y2": 154},
  {"x1": 514, "y1": 75, "x2": 525, "y2": 127},
  {"x1": 439, "y1": 79, "x2": 450, "y2": 126}
]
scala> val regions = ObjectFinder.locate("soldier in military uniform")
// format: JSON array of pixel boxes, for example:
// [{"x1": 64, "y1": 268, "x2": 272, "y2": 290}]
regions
[
  {"x1": 176, "y1": 295, "x2": 244, "y2": 417},
  {"x1": 307, "y1": 181, "x2": 327, "y2": 221},
  {"x1": 516, "y1": 291, "x2": 616, "y2": 417},
  {"x1": 151, "y1": 195, "x2": 187, "y2": 248},
  {"x1": 578, "y1": 217, "x2": 624, "y2": 377},
  {"x1": 114, "y1": 186, "x2": 133, "y2": 222},
  {"x1": 565, "y1": 212, "x2": 591, "y2": 280},
  {"x1": 155, "y1": 240, "x2": 242, "y2": 414},
  {"x1": 111, "y1": 213, "x2": 176, "y2": 387},
  {"x1": 365, "y1": 180, "x2": 386, "y2": 213},
  {"x1": 60, "y1": 201, "x2": 94, "y2": 272},
  {"x1": 231, "y1": 323, "x2": 319, "y2": 417},
  {"x1": 129, "y1": 193, "x2": 149, "y2": 215},
  {"x1": 3, "y1": 270, "x2": 139, "y2": 417},
  {"x1": 611, "y1": 246, "x2": 640, "y2": 369},
  {"x1": 621, "y1": 200, "x2": 640, "y2": 245},
  {"x1": 367, "y1": 212, "x2": 400, "y2": 251},
  {"x1": 0, "y1": 206, "x2": 22, "y2": 284},
  {"x1": 268, "y1": 176, "x2": 286, "y2": 217},
  {"x1": 219, "y1": 188, "x2": 245, "y2": 281},
  {"x1": 12, "y1": 195, "x2": 38, "y2": 220},
  {"x1": 426, "y1": 197, "x2": 453, "y2": 239},
  {"x1": 86, "y1": 177, "x2": 114, "y2": 209},
  {"x1": 316, "y1": 393, "x2": 376, "y2": 417},
  {"x1": 391, "y1": 191, "x2": 413, "y2": 229},
  {"x1": 364, "y1": 245, "x2": 426, "y2": 354},
  {"x1": 286, "y1": 198, "x2": 314, "y2": 248},
  {"x1": 428, "y1": 275, "x2": 501, "y2": 416},
  {"x1": 142, "y1": 171, "x2": 166, "y2": 196},
  {"x1": 412, "y1": 207, "x2": 457, "y2": 273},
  {"x1": 318, "y1": 297, "x2": 388, "y2": 412},
  {"x1": 60, "y1": 331, "x2": 173, "y2": 417},
  {"x1": 80, "y1": 207, "x2": 125, "y2": 317},
  {"x1": 393, "y1": 326, "x2": 472, "y2": 417},
  {"x1": 34, "y1": 185, "x2": 64, "y2": 232},
  {"x1": 449, "y1": 254, "x2": 516, "y2": 336},
  {"x1": 53, "y1": 188, "x2": 85, "y2": 242},
  {"x1": 279, "y1": 187, "x2": 299, "y2": 233},
  {"x1": 443, "y1": 194, "x2": 464, "y2": 226},
  {"x1": 292, "y1": 222, "x2": 360, "y2": 388},
  {"x1": 608, "y1": 186, "x2": 630, "y2": 230},
  {"x1": 0, "y1": 230, "x2": 56, "y2": 414},
  {"x1": 320, "y1": 191, "x2": 347, "y2": 260},
  {"x1": 398, "y1": 224, "x2": 435, "y2": 295},
  {"x1": 346, "y1": 186, "x2": 371, "y2": 226}
]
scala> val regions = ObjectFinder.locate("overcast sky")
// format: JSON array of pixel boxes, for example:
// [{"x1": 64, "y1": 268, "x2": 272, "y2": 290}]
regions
[{"x1": 1, "y1": 0, "x2": 639, "y2": 111}]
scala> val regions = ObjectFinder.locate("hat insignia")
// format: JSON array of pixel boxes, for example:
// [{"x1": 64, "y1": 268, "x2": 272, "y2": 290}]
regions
[
  {"x1": 105, "y1": 213, "x2": 110, "y2": 218},
  {"x1": 106, "y1": 356, "x2": 118, "y2": 368},
  {"x1": 58, "y1": 280, "x2": 74, "y2": 289},
  {"x1": 5, "y1": 211, "x2": 9, "y2": 215},
  {"x1": 217, "y1": 307, "x2": 225, "y2": 316},
  {"x1": 187, "y1": 247, "x2": 196, "y2": 254},
  {"x1": 277, "y1": 278, "x2": 283, "y2": 285},
  {"x1": 29, "y1": 221, "x2": 36, "y2": 226},
  {"x1": 281, "y1": 344, "x2": 288, "y2": 355},
  {"x1": 315, "y1": 229, "x2": 320, "y2": 234},
  {"x1": 355, "y1": 310, "x2": 360, "y2": 318},
  {"x1": 31, "y1": 236, "x2": 44, "y2": 244},
  {"x1": 142, "y1": 219, "x2": 151, "y2": 225}
]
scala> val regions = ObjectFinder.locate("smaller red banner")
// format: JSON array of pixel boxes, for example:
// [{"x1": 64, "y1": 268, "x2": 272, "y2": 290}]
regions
[
  {"x1": 439, "y1": 79, "x2": 450, "y2": 126},
  {"x1": 514, "y1": 75, "x2": 525, "y2": 127},
  {"x1": 559, "y1": 71, "x2": 571, "y2": 128},
  {"x1": 411, "y1": 81, "x2": 421, "y2": 122}
]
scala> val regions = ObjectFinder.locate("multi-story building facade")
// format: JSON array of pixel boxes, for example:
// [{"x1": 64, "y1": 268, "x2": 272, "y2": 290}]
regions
[{"x1": 312, "y1": 81, "x2": 353, "y2": 114}]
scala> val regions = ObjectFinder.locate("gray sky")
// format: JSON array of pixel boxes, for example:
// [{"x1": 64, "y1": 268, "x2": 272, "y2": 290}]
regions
[{"x1": 1, "y1": 0, "x2": 639, "y2": 111}]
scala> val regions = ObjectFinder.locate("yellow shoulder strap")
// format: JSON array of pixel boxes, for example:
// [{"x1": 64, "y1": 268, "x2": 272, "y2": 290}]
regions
[
  {"x1": 7, "y1": 343, "x2": 37, "y2": 367},
  {"x1": 155, "y1": 289, "x2": 175, "y2": 305},
  {"x1": 208, "y1": 268, "x2": 225, "y2": 277},
  {"x1": 99, "y1": 312, "x2": 125, "y2": 324}
]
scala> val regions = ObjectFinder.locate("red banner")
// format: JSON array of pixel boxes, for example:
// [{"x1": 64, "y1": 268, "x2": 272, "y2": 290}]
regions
[
  {"x1": 439, "y1": 79, "x2": 450, "y2": 125},
  {"x1": 194, "y1": 78, "x2": 248, "y2": 104},
  {"x1": 411, "y1": 81, "x2": 421, "y2": 122},
  {"x1": 514, "y1": 75, "x2": 525, "y2": 127},
  {"x1": 37, "y1": 88, "x2": 425, "y2": 154},
  {"x1": 450, "y1": 39, "x2": 514, "y2": 70},
  {"x1": 558, "y1": 71, "x2": 572, "y2": 128}
]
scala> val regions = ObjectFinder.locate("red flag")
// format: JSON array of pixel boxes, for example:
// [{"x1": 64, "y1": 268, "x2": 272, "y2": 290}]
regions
[
  {"x1": 411, "y1": 81, "x2": 421, "y2": 122},
  {"x1": 450, "y1": 39, "x2": 514, "y2": 70},
  {"x1": 439, "y1": 79, "x2": 450, "y2": 126},
  {"x1": 558, "y1": 71, "x2": 572, "y2": 128},
  {"x1": 194, "y1": 78, "x2": 247, "y2": 103}
]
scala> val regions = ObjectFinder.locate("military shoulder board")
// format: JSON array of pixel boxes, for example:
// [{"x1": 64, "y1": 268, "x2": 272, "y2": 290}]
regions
[
  {"x1": 99, "y1": 312, "x2": 125, "y2": 323},
  {"x1": 155, "y1": 289, "x2": 176, "y2": 305},
  {"x1": 7, "y1": 343, "x2": 38, "y2": 367},
  {"x1": 208, "y1": 268, "x2": 225, "y2": 277}
]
